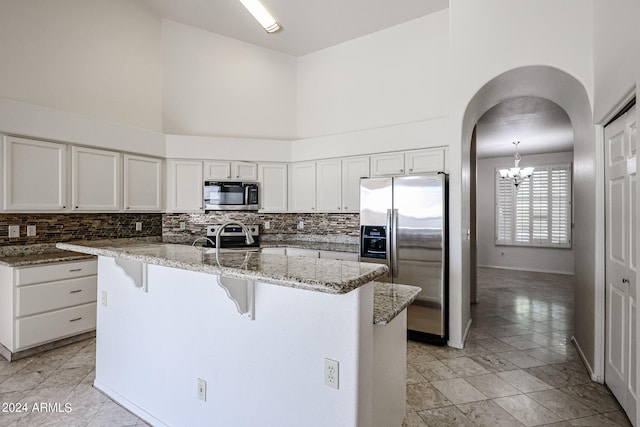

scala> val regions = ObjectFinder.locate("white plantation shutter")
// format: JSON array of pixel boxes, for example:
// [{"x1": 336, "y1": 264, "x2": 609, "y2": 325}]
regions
[{"x1": 495, "y1": 164, "x2": 571, "y2": 248}]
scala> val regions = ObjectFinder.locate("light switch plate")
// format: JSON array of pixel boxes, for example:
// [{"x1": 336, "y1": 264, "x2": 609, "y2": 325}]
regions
[
  {"x1": 27, "y1": 225, "x2": 36, "y2": 237},
  {"x1": 135, "y1": 222, "x2": 143, "y2": 231}
]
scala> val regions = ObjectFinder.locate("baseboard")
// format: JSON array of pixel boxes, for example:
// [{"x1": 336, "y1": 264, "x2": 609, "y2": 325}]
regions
[
  {"x1": 94, "y1": 380, "x2": 168, "y2": 427},
  {"x1": 571, "y1": 335, "x2": 601, "y2": 383},
  {"x1": 477, "y1": 264, "x2": 575, "y2": 276}
]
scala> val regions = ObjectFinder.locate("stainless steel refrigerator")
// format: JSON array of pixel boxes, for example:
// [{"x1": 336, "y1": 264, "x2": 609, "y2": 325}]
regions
[{"x1": 359, "y1": 173, "x2": 448, "y2": 344}]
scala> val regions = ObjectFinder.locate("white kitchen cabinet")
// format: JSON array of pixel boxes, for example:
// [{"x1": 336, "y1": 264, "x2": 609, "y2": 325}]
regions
[
  {"x1": 319, "y1": 250, "x2": 359, "y2": 262},
  {"x1": 71, "y1": 146, "x2": 120, "y2": 211},
  {"x1": 289, "y1": 162, "x2": 317, "y2": 212},
  {"x1": 370, "y1": 153, "x2": 405, "y2": 176},
  {"x1": 285, "y1": 248, "x2": 319, "y2": 258},
  {"x1": 204, "y1": 160, "x2": 258, "y2": 181},
  {"x1": 405, "y1": 148, "x2": 447, "y2": 174},
  {"x1": 0, "y1": 259, "x2": 97, "y2": 355},
  {"x1": 124, "y1": 154, "x2": 163, "y2": 212},
  {"x1": 258, "y1": 163, "x2": 288, "y2": 212},
  {"x1": 341, "y1": 156, "x2": 370, "y2": 212},
  {"x1": 316, "y1": 159, "x2": 342, "y2": 212},
  {"x1": 166, "y1": 160, "x2": 204, "y2": 213},
  {"x1": 2, "y1": 136, "x2": 67, "y2": 211}
]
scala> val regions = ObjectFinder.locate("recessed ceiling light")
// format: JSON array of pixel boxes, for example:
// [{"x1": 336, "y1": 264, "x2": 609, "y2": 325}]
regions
[{"x1": 238, "y1": 0, "x2": 281, "y2": 33}]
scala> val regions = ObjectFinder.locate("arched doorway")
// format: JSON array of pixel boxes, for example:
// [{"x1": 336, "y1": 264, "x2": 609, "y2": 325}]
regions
[{"x1": 458, "y1": 65, "x2": 599, "y2": 376}]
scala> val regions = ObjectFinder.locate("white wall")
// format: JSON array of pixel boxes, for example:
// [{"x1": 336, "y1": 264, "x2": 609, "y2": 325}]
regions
[
  {"x1": 293, "y1": 11, "x2": 449, "y2": 161},
  {"x1": 165, "y1": 135, "x2": 291, "y2": 162},
  {"x1": 0, "y1": 0, "x2": 162, "y2": 133},
  {"x1": 477, "y1": 152, "x2": 575, "y2": 275},
  {"x1": 593, "y1": 0, "x2": 639, "y2": 122},
  {"x1": 162, "y1": 20, "x2": 297, "y2": 140},
  {"x1": 449, "y1": 0, "x2": 594, "y2": 350}
]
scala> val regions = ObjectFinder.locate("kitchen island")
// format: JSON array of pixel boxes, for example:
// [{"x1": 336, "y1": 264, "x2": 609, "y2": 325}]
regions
[{"x1": 57, "y1": 239, "x2": 418, "y2": 427}]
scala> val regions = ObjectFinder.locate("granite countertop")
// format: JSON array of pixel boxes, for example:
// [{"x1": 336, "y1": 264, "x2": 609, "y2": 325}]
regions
[
  {"x1": 373, "y1": 282, "x2": 421, "y2": 325},
  {"x1": 57, "y1": 239, "x2": 387, "y2": 295},
  {"x1": 0, "y1": 247, "x2": 96, "y2": 267}
]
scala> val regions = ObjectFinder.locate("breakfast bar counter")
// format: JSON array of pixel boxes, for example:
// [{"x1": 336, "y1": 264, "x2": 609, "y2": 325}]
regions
[{"x1": 57, "y1": 239, "x2": 413, "y2": 427}]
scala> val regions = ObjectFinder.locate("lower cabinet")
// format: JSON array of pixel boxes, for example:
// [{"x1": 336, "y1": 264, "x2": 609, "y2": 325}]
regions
[
  {"x1": 0, "y1": 259, "x2": 97, "y2": 355},
  {"x1": 260, "y1": 247, "x2": 358, "y2": 261}
]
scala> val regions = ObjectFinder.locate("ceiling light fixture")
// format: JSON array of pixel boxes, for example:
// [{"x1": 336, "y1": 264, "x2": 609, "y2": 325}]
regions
[
  {"x1": 499, "y1": 141, "x2": 535, "y2": 188},
  {"x1": 238, "y1": 0, "x2": 281, "y2": 33}
]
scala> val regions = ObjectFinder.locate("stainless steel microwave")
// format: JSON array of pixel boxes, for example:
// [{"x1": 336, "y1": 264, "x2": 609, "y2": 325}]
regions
[{"x1": 204, "y1": 181, "x2": 259, "y2": 211}]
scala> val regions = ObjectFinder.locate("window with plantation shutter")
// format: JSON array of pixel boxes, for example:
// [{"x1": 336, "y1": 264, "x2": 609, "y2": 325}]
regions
[{"x1": 495, "y1": 164, "x2": 572, "y2": 248}]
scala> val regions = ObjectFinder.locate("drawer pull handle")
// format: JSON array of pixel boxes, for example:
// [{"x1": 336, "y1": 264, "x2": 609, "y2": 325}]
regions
[
  {"x1": 69, "y1": 268, "x2": 82, "y2": 272},
  {"x1": 69, "y1": 317, "x2": 83, "y2": 322},
  {"x1": 70, "y1": 289, "x2": 82, "y2": 294}
]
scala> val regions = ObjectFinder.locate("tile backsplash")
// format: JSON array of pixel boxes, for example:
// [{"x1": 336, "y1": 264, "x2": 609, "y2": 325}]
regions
[
  {"x1": 0, "y1": 213, "x2": 162, "y2": 246},
  {"x1": 162, "y1": 212, "x2": 360, "y2": 244}
]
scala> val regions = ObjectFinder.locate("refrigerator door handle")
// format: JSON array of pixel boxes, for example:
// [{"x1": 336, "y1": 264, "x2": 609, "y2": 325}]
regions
[
  {"x1": 386, "y1": 208, "x2": 393, "y2": 279},
  {"x1": 392, "y1": 208, "x2": 399, "y2": 278}
]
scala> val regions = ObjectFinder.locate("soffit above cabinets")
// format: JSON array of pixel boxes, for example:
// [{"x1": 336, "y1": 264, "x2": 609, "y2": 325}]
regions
[{"x1": 140, "y1": 0, "x2": 449, "y2": 56}]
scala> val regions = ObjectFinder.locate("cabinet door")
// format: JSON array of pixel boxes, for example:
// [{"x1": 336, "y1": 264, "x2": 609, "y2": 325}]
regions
[
  {"x1": 405, "y1": 148, "x2": 446, "y2": 174},
  {"x1": 167, "y1": 160, "x2": 203, "y2": 213},
  {"x1": 204, "y1": 161, "x2": 231, "y2": 180},
  {"x1": 341, "y1": 156, "x2": 370, "y2": 212},
  {"x1": 290, "y1": 162, "x2": 316, "y2": 211},
  {"x1": 2, "y1": 136, "x2": 67, "y2": 211},
  {"x1": 71, "y1": 146, "x2": 120, "y2": 211},
  {"x1": 233, "y1": 161, "x2": 258, "y2": 181},
  {"x1": 370, "y1": 153, "x2": 405, "y2": 176},
  {"x1": 319, "y1": 250, "x2": 359, "y2": 262},
  {"x1": 316, "y1": 159, "x2": 342, "y2": 212},
  {"x1": 124, "y1": 155, "x2": 162, "y2": 211},
  {"x1": 259, "y1": 163, "x2": 288, "y2": 212}
]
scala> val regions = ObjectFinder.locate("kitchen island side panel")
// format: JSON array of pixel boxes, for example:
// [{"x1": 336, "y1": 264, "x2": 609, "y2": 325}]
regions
[{"x1": 94, "y1": 256, "x2": 373, "y2": 427}]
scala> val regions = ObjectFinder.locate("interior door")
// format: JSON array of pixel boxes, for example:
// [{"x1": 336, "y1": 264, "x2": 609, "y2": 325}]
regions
[{"x1": 605, "y1": 104, "x2": 637, "y2": 424}]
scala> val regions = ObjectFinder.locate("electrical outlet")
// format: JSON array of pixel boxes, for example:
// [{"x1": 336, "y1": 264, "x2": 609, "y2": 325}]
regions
[
  {"x1": 297, "y1": 221, "x2": 304, "y2": 230},
  {"x1": 26, "y1": 225, "x2": 36, "y2": 237},
  {"x1": 197, "y1": 378, "x2": 207, "y2": 401},
  {"x1": 135, "y1": 222, "x2": 143, "y2": 231},
  {"x1": 8, "y1": 225, "x2": 19, "y2": 238},
  {"x1": 264, "y1": 221, "x2": 270, "y2": 229},
  {"x1": 101, "y1": 291, "x2": 108, "y2": 307},
  {"x1": 324, "y1": 358, "x2": 339, "y2": 389},
  {"x1": 179, "y1": 222, "x2": 186, "y2": 230}
]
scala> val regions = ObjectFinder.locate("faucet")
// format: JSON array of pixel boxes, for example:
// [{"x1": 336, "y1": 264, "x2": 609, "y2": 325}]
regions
[
  {"x1": 191, "y1": 236, "x2": 216, "y2": 247},
  {"x1": 214, "y1": 222, "x2": 255, "y2": 253}
]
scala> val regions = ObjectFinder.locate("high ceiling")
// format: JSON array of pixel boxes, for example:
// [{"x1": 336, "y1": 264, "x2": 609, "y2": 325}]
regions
[
  {"x1": 476, "y1": 97, "x2": 574, "y2": 158},
  {"x1": 140, "y1": 0, "x2": 449, "y2": 56}
]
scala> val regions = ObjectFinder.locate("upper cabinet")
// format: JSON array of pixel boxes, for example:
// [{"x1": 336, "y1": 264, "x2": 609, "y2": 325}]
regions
[
  {"x1": 341, "y1": 156, "x2": 370, "y2": 213},
  {"x1": 316, "y1": 159, "x2": 342, "y2": 212},
  {"x1": 123, "y1": 155, "x2": 163, "y2": 212},
  {"x1": 71, "y1": 146, "x2": 120, "y2": 211},
  {"x1": 289, "y1": 162, "x2": 316, "y2": 212},
  {"x1": 405, "y1": 148, "x2": 446, "y2": 174},
  {"x1": 258, "y1": 163, "x2": 288, "y2": 212},
  {"x1": 204, "y1": 161, "x2": 257, "y2": 181},
  {"x1": 2, "y1": 136, "x2": 67, "y2": 211},
  {"x1": 166, "y1": 160, "x2": 203, "y2": 213},
  {"x1": 370, "y1": 153, "x2": 405, "y2": 177}
]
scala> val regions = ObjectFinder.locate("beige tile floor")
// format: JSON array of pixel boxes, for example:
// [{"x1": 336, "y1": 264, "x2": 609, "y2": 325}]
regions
[
  {"x1": 404, "y1": 267, "x2": 632, "y2": 427},
  {"x1": 0, "y1": 267, "x2": 630, "y2": 426}
]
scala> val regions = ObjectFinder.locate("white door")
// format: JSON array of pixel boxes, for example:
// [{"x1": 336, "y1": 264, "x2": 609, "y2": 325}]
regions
[
  {"x1": 316, "y1": 159, "x2": 342, "y2": 212},
  {"x1": 258, "y1": 163, "x2": 288, "y2": 212},
  {"x1": 370, "y1": 153, "x2": 405, "y2": 177},
  {"x1": 405, "y1": 148, "x2": 447, "y2": 174},
  {"x1": 341, "y1": 156, "x2": 370, "y2": 212},
  {"x1": 233, "y1": 161, "x2": 258, "y2": 181},
  {"x1": 289, "y1": 162, "x2": 316, "y2": 211},
  {"x1": 124, "y1": 155, "x2": 163, "y2": 211},
  {"x1": 72, "y1": 146, "x2": 120, "y2": 211},
  {"x1": 167, "y1": 160, "x2": 203, "y2": 213},
  {"x1": 605, "y1": 105, "x2": 637, "y2": 424},
  {"x1": 204, "y1": 161, "x2": 231, "y2": 180}
]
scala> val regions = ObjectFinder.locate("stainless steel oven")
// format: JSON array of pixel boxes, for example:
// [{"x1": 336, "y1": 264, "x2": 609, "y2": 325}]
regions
[
  {"x1": 205, "y1": 224, "x2": 260, "y2": 249},
  {"x1": 204, "y1": 181, "x2": 259, "y2": 211}
]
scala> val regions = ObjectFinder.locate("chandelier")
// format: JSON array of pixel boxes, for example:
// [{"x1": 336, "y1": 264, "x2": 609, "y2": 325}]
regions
[{"x1": 499, "y1": 141, "x2": 534, "y2": 188}]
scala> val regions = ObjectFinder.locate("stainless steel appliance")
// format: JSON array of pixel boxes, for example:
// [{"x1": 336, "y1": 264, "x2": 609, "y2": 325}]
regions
[
  {"x1": 204, "y1": 181, "x2": 259, "y2": 211},
  {"x1": 360, "y1": 173, "x2": 448, "y2": 344},
  {"x1": 204, "y1": 224, "x2": 260, "y2": 249}
]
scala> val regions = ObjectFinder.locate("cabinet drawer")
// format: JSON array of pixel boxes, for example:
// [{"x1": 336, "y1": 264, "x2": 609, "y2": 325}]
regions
[
  {"x1": 16, "y1": 276, "x2": 97, "y2": 317},
  {"x1": 15, "y1": 260, "x2": 97, "y2": 286},
  {"x1": 16, "y1": 303, "x2": 96, "y2": 350},
  {"x1": 319, "y1": 251, "x2": 359, "y2": 262},
  {"x1": 285, "y1": 248, "x2": 319, "y2": 258}
]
